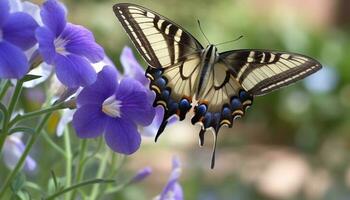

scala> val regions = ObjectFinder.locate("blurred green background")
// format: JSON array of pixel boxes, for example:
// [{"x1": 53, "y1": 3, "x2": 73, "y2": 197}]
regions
[{"x1": 5, "y1": 0, "x2": 350, "y2": 199}]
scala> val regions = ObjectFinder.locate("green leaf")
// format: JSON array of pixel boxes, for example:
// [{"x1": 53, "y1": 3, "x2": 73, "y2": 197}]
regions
[
  {"x1": 51, "y1": 171, "x2": 58, "y2": 191},
  {"x1": 10, "y1": 173, "x2": 26, "y2": 193},
  {"x1": 22, "y1": 75, "x2": 42, "y2": 82},
  {"x1": 47, "y1": 175, "x2": 65, "y2": 195},
  {"x1": 12, "y1": 190, "x2": 31, "y2": 200}
]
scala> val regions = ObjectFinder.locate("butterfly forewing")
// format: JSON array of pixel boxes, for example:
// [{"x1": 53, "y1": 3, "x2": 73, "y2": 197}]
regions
[
  {"x1": 113, "y1": 3, "x2": 203, "y2": 68},
  {"x1": 220, "y1": 50, "x2": 322, "y2": 96}
]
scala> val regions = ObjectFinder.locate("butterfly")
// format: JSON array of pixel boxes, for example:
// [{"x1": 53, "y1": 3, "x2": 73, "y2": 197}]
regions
[{"x1": 113, "y1": 3, "x2": 322, "y2": 168}]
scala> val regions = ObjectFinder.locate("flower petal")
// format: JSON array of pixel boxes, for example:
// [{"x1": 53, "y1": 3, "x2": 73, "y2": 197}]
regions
[
  {"x1": 160, "y1": 157, "x2": 182, "y2": 200},
  {"x1": 3, "y1": 12, "x2": 38, "y2": 50},
  {"x1": 21, "y1": 1, "x2": 43, "y2": 25},
  {"x1": 120, "y1": 46, "x2": 148, "y2": 85},
  {"x1": 9, "y1": 0, "x2": 21, "y2": 12},
  {"x1": 62, "y1": 23, "x2": 104, "y2": 63},
  {"x1": 117, "y1": 78, "x2": 155, "y2": 126},
  {"x1": 92, "y1": 56, "x2": 119, "y2": 75},
  {"x1": 57, "y1": 109, "x2": 75, "y2": 137},
  {"x1": 104, "y1": 117, "x2": 141, "y2": 154},
  {"x1": 0, "y1": 41, "x2": 28, "y2": 78},
  {"x1": 40, "y1": 0, "x2": 66, "y2": 36},
  {"x1": 77, "y1": 65, "x2": 118, "y2": 106},
  {"x1": 141, "y1": 107, "x2": 164, "y2": 137},
  {"x1": 72, "y1": 104, "x2": 108, "y2": 138},
  {"x1": 172, "y1": 183, "x2": 184, "y2": 200},
  {"x1": 2, "y1": 133, "x2": 37, "y2": 172},
  {"x1": 0, "y1": 0, "x2": 9, "y2": 27},
  {"x1": 55, "y1": 54, "x2": 97, "y2": 88},
  {"x1": 35, "y1": 26, "x2": 56, "y2": 64},
  {"x1": 130, "y1": 167, "x2": 152, "y2": 184}
]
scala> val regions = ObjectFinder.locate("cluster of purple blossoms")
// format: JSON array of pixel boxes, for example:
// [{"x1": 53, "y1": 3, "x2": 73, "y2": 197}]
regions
[
  {"x1": 0, "y1": 0, "x2": 184, "y2": 198},
  {"x1": 0, "y1": 0, "x2": 157, "y2": 165}
]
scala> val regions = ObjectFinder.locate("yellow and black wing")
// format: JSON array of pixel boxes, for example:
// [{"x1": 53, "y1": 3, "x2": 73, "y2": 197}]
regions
[
  {"x1": 114, "y1": 3, "x2": 205, "y2": 141},
  {"x1": 113, "y1": 3, "x2": 203, "y2": 68},
  {"x1": 191, "y1": 50, "x2": 321, "y2": 168},
  {"x1": 191, "y1": 62, "x2": 253, "y2": 168},
  {"x1": 220, "y1": 49, "x2": 322, "y2": 95},
  {"x1": 146, "y1": 53, "x2": 202, "y2": 141}
]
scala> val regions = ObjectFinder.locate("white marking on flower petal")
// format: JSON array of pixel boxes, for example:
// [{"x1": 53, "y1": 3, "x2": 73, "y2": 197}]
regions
[
  {"x1": 102, "y1": 95, "x2": 122, "y2": 118},
  {"x1": 0, "y1": 29, "x2": 3, "y2": 41},
  {"x1": 54, "y1": 37, "x2": 69, "y2": 56}
]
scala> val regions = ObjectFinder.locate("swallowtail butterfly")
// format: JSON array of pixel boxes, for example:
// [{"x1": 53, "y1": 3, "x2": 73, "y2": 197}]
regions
[{"x1": 113, "y1": 3, "x2": 322, "y2": 168}]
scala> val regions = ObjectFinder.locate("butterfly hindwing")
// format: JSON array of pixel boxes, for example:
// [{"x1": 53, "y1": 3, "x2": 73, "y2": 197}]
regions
[
  {"x1": 190, "y1": 62, "x2": 253, "y2": 168},
  {"x1": 113, "y1": 3, "x2": 203, "y2": 68},
  {"x1": 146, "y1": 53, "x2": 202, "y2": 141},
  {"x1": 220, "y1": 50, "x2": 322, "y2": 95}
]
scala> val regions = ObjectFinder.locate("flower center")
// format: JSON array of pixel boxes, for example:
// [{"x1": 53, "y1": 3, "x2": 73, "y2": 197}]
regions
[
  {"x1": 102, "y1": 95, "x2": 122, "y2": 118},
  {"x1": 54, "y1": 37, "x2": 69, "y2": 55}
]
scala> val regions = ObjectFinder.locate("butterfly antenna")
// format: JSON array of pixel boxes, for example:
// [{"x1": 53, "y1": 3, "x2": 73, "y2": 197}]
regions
[
  {"x1": 197, "y1": 19, "x2": 210, "y2": 45},
  {"x1": 215, "y1": 35, "x2": 244, "y2": 46}
]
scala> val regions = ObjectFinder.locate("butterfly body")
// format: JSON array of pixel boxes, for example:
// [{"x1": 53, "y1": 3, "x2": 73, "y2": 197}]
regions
[
  {"x1": 113, "y1": 3, "x2": 322, "y2": 168},
  {"x1": 195, "y1": 44, "x2": 220, "y2": 99}
]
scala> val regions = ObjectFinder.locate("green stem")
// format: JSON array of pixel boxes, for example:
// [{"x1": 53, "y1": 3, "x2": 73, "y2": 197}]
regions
[
  {"x1": 0, "y1": 113, "x2": 51, "y2": 198},
  {"x1": 0, "y1": 103, "x2": 8, "y2": 129},
  {"x1": 104, "y1": 155, "x2": 127, "y2": 195},
  {"x1": 9, "y1": 126, "x2": 35, "y2": 135},
  {"x1": 0, "y1": 80, "x2": 11, "y2": 101},
  {"x1": 89, "y1": 150, "x2": 110, "y2": 200},
  {"x1": 42, "y1": 130, "x2": 66, "y2": 156},
  {"x1": 45, "y1": 179, "x2": 115, "y2": 200},
  {"x1": 0, "y1": 80, "x2": 23, "y2": 152},
  {"x1": 70, "y1": 139, "x2": 87, "y2": 200},
  {"x1": 9, "y1": 103, "x2": 65, "y2": 127},
  {"x1": 7, "y1": 80, "x2": 23, "y2": 117},
  {"x1": 64, "y1": 128, "x2": 73, "y2": 200}
]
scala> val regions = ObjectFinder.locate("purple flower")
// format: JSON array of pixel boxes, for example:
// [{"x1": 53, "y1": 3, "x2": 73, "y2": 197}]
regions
[
  {"x1": 55, "y1": 55, "x2": 119, "y2": 137},
  {"x1": 130, "y1": 167, "x2": 152, "y2": 184},
  {"x1": 0, "y1": 0, "x2": 38, "y2": 79},
  {"x1": 2, "y1": 133, "x2": 36, "y2": 172},
  {"x1": 35, "y1": 0, "x2": 104, "y2": 88},
  {"x1": 156, "y1": 156, "x2": 183, "y2": 200},
  {"x1": 120, "y1": 46, "x2": 149, "y2": 86},
  {"x1": 120, "y1": 46, "x2": 176, "y2": 137},
  {"x1": 72, "y1": 65, "x2": 155, "y2": 154}
]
